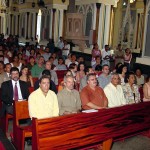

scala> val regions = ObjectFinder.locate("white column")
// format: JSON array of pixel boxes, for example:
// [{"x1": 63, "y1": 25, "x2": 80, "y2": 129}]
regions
[
  {"x1": 3, "y1": 14, "x2": 6, "y2": 35},
  {"x1": 32, "y1": 12, "x2": 36, "y2": 38},
  {"x1": 49, "y1": 9, "x2": 53, "y2": 39},
  {"x1": 103, "y1": 5, "x2": 111, "y2": 46},
  {"x1": 58, "y1": 9, "x2": 64, "y2": 37},
  {"x1": 92, "y1": 3, "x2": 97, "y2": 30},
  {"x1": 54, "y1": 9, "x2": 59, "y2": 43},
  {"x1": 98, "y1": 4, "x2": 105, "y2": 49}
]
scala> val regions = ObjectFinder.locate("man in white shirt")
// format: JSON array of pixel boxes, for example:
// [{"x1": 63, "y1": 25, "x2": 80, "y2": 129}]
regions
[
  {"x1": 57, "y1": 37, "x2": 64, "y2": 50},
  {"x1": 101, "y1": 45, "x2": 111, "y2": 66},
  {"x1": 4, "y1": 63, "x2": 11, "y2": 78},
  {"x1": 104, "y1": 73, "x2": 126, "y2": 108}
]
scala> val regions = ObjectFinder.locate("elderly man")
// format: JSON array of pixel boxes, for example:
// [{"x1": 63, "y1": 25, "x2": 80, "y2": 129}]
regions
[
  {"x1": 104, "y1": 73, "x2": 126, "y2": 108},
  {"x1": 80, "y1": 73, "x2": 108, "y2": 110},
  {"x1": 57, "y1": 75, "x2": 81, "y2": 115},
  {"x1": 28, "y1": 75, "x2": 59, "y2": 119},
  {"x1": 1, "y1": 67, "x2": 29, "y2": 116}
]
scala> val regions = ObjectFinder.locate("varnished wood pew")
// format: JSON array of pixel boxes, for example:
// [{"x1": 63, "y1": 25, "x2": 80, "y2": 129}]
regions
[{"x1": 32, "y1": 102, "x2": 150, "y2": 150}]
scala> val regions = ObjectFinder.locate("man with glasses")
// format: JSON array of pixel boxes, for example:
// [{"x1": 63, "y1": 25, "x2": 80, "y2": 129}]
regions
[
  {"x1": 80, "y1": 73, "x2": 108, "y2": 110},
  {"x1": 1, "y1": 67, "x2": 29, "y2": 116},
  {"x1": 104, "y1": 73, "x2": 126, "y2": 108}
]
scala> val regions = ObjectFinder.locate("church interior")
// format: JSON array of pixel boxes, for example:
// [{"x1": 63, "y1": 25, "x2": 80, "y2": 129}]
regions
[{"x1": 0, "y1": 0, "x2": 150, "y2": 150}]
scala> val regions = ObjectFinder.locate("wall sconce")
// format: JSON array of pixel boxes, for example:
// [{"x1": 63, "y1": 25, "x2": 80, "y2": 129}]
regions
[
  {"x1": 32, "y1": 2, "x2": 35, "y2": 8},
  {"x1": 13, "y1": 7, "x2": 16, "y2": 11}
]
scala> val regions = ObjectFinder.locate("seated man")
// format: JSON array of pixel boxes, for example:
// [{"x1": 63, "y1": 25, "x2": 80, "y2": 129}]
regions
[
  {"x1": 1, "y1": 67, "x2": 29, "y2": 116},
  {"x1": 31, "y1": 56, "x2": 44, "y2": 77},
  {"x1": 80, "y1": 73, "x2": 108, "y2": 110},
  {"x1": 97, "y1": 64, "x2": 111, "y2": 89},
  {"x1": 104, "y1": 73, "x2": 126, "y2": 108},
  {"x1": 34, "y1": 69, "x2": 57, "y2": 94},
  {"x1": 80, "y1": 66, "x2": 94, "y2": 91},
  {"x1": 39, "y1": 61, "x2": 58, "y2": 85},
  {"x1": 57, "y1": 75, "x2": 81, "y2": 115},
  {"x1": 28, "y1": 75, "x2": 59, "y2": 119}
]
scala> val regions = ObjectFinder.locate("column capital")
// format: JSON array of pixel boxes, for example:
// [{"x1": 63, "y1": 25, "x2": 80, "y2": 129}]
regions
[
  {"x1": 96, "y1": 3, "x2": 101, "y2": 9},
  {"x1": 53, "y1": 9, "x2": 56, "y2": 13}
]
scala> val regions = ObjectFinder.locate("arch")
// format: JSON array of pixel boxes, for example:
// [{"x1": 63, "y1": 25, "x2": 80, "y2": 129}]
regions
[
  {"x1": 78, "y1": 5, "x2": 85, "y2": 14},
  {"x1": 84, "y1": 4, "x2": 93, "y2": 37}
]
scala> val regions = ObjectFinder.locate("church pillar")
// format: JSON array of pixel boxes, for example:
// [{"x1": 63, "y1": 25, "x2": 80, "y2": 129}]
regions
[
  {"x1": 26, "y1": 12, "x2": 29, "y2": 39},
  {"x1": 58, "y1": 9, "x2": 64, "y2": 37},
  {"x1": 28, "y1": 12, "x2": 32, "y2": 39},
  {"x1": 15, "y1": 14, "x2": 18, "y2": 35},
  {"x1": 3, "y1": 14, "x2": 6, "y2": 35},
  {"x1": 0, "y1": 16, "x2": 1, "y2": 34},
  {"x1": 11, "y1": 14, "x2": 15, "y2": 35},
  {"x1": 32, "y1": 12, "x2": 36, "y2": 39},
  {"x1": 54, "y1": 9, "x2": 59, "y2": 43},
  {"x1": 92, "y1": 3, "x2": 97, "y2": 30},
  {"x1": 49, "y1": 9, "x2": 53, "y2": 39},
  {"x1": 103, "y1": 5, "x2": 111, "y2": 46},
  {"x1": 9, "y1": 14, "x2": 12, "y2": 35},
  {"x1": 98, "y1": 4, "x2": 105, "y2": 49}
]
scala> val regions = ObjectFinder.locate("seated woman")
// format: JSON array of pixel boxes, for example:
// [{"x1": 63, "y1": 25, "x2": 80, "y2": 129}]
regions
[
  {"x1": 91, "y1": 43, "x2": 101, "y2": 66},
  {"x1": 20, "y1": 66, "x2": 34, "y2": 87},
  {"x1": 68, "y1": 63, "x2": 77, "y2": 78},
  {"x1": 143, "y1": 75, "x2": 150, "y2": 102},
  {"x1": 118, "y1": 64, "x2": 128, "y2": 85},
  {"x1": 124, "y1": 48, "x2": 132, "y2": 71},
  {"x1": 10, "y1": 55, "x2": 22, "y2": 72},
  {"x1": 122, "y1": 72, "x2": 141, "y2": 104},
  {"x1": 54, "y1": 57, "x2": 67, "y2": 71},
  {"x1": 76, "y1": 62, "x2": 86, "y2": 84},
  {"x1": 18, "y1": 53, "x2": 26, "y2": 66},
  {"x1": 135, "y1": 68, "x2": 145, "y2": 87}
]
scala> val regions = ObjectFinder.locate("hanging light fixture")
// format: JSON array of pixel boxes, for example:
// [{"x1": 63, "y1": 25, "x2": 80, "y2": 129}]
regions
[{"x1": 130, "y1": 0, "x2": 136, "y2": 3}]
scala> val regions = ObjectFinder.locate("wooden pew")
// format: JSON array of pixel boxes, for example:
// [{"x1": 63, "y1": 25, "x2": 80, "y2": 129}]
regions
[{"x1": 32, "y1": 102, "x2": 150, "y2": 150}]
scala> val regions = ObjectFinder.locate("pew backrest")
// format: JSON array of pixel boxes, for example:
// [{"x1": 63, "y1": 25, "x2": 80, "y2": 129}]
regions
[{"x1": 32, "y1": 102, "x2": 150, "y2": 150}]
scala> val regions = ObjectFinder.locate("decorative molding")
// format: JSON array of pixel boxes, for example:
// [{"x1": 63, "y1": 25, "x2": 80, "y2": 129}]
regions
[{"x1": 75, "y1": 0, "x2": 118, "y2": 6}]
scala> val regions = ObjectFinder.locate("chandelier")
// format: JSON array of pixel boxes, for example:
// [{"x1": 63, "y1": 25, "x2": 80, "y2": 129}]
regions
[{"x1": 123, "y1": 0, "x2": 136, "y2": 6}]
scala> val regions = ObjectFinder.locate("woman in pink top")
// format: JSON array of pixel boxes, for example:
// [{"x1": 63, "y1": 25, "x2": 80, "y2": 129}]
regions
[
  {"x1": 143, "y1": 75, "x2": 150, "y2": 101},
  {"x1": 124, "y1": 48, "x2": 132, "y2": 71},
  {"x1": 91, "y1": 43, "x2": 101, "y2": 66}
]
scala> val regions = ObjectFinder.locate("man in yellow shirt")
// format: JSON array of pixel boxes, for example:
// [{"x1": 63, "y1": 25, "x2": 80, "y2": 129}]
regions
[{"x1": 28, "y1": 75, "x2": 59, "y2": 119}]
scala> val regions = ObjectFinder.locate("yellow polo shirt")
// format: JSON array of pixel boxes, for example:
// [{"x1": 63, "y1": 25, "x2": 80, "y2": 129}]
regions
[{"x1": 28, "y1": 88, "x2": 59, "y2": 119}]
